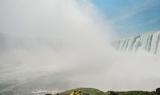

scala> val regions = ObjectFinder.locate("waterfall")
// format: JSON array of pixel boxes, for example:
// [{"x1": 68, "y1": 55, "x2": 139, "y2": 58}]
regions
[
  {"x1": 115, "y1": 31, "x2": 160, "y2": 59},
  {"x1": 0, "y1": 33, "x2": 62, "y2": 53}
]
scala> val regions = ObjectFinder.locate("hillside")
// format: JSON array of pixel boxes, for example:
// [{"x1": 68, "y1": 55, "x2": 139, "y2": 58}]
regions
[
  {"x1": 60, "y1": 88, "x2": 105, "y2": 95},
  {"x1": 59, "y1": 88, "x2": 156, "y2": 95}
]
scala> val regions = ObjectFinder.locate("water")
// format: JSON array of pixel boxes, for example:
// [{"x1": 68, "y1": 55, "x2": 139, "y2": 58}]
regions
[{"x1": 116, "y1": 31, "x2": 160, "y2": 59}]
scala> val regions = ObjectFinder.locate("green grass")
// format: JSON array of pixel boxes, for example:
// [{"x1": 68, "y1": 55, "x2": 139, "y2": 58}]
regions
[
  {"x1": 60, "y1": 88, "x2": 105, "y2": 95},
  {"x1": 116, "y1": 91, "x2": 155, "y2": 95}
]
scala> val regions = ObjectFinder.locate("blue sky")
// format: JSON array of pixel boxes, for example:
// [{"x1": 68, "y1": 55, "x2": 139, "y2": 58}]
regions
[{"x1": 91, "y1": 0, "x2": 160, "y2": 39}]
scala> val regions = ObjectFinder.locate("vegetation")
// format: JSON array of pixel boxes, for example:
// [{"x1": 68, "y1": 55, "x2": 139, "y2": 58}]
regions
[
  {"x1": 60, "y1": 88, "x2": 105, "y2": 95},
  {"x1": 116, "y1": 91, "x2": 155, "y2": 95},
  {"x1": 59, "y1": 88, "x2": 156, "y2": 95}
]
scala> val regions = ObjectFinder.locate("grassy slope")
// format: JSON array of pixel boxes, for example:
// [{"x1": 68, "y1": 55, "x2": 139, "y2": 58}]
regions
[
  {"x1": 60, "y1": 88, "x2": 105, "y2": 95},
  {"x1": 59, "y1": 88, "x2": 156, "y2": 95},
  {"x1": 116, "y1": 91, "x2": 155, "y2": 95}
]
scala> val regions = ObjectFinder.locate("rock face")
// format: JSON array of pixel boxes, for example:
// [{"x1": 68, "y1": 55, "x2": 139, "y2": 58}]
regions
[
  {"x1": 109, "y1": 91, "x2": 118, "y2": 95},
  {"x1": 156, "y1": 88, "x2": 160, "y2": 95},
  {"x1": 83, "y1": 93, "x2": 89, "y2": 95}
]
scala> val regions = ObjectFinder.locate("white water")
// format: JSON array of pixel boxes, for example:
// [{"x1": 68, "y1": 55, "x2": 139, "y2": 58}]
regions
[
  {"x1": 0, "y1": 31, "x2": 115, "y2": 94},
  {"x1": 116, "y1": 31, "x2": 160, "y2": 60}
]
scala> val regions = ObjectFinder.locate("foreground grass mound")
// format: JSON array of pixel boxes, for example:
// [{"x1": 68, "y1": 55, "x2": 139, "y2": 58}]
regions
[
  {"x1": 59, "y1": 88, "x2": 156, "y2": 95},
  {"x1": 60, "y1": 88, "x2": 105, "y2": 95}
]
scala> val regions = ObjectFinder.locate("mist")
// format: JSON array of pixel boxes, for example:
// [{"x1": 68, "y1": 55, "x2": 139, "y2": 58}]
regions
[{"x1": 0, "y1": 0, "x2": 160, "y2": 94}]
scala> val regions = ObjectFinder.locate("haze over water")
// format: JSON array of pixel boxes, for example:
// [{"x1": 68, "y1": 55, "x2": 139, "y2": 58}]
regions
[{"x1": 0, "y1": 0, "x2": 160, "y2": 94}]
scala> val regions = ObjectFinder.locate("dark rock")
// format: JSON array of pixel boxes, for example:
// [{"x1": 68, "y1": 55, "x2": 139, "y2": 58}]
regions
[
  {"x1": 83, "y1": 93, "x2": 89, "y2": 95},
  {"x1": 156, "y1": 88, "x2": 160, "y2": 95},
  {"x1": 109, "y1": 91, "x2": 118, "y2": 95}
]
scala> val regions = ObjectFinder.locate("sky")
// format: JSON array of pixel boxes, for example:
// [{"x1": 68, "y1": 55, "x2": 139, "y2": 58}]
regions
[
  {"x1": 0, "y1": 0, "x2": 160, "y2": 39},
  {"x1": 92, "y1": 0, "x2": 160, "y2": 39}
]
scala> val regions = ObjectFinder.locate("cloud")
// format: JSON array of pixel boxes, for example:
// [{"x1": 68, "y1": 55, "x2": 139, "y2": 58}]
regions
[
  {"x1": 148, "y1": 17, "x2": 160, "y2": 24},
  {"x1": 0, "y1": 0, "x2": 111, "y2": 39},
  {"x1": 111, "y1": 0, "x2": 160, "y2": 23},
  {"x1": 0, "y1": 0, "x2": 115, "y2": 93}
]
